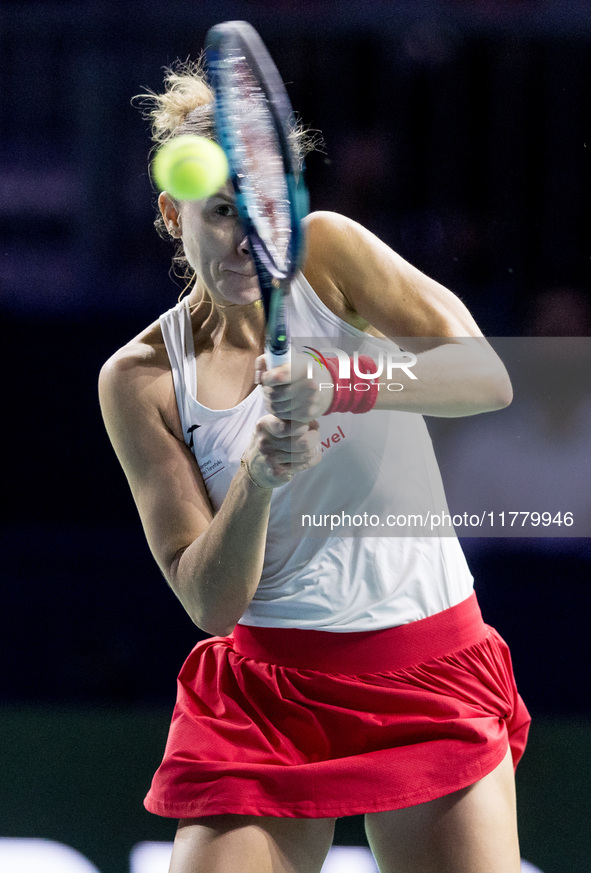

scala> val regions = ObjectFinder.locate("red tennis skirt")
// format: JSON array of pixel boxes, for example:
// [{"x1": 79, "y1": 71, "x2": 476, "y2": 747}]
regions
[{"x1": 144, "y1": 593, "x2": 530, "y2": 819}]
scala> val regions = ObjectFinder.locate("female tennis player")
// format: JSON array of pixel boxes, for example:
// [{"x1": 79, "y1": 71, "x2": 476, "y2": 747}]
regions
[{"x1": 99, "y1": 60, "x2": 530, "y2": 873}]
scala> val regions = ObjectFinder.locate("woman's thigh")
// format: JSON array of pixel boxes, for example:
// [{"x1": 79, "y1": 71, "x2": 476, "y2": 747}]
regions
[
  {"x1": 364, "y1": 746, "x2": 521, "y2": 873},
  {"x1": 168, "y1": 813, "x2": 336, "y2": 873}
]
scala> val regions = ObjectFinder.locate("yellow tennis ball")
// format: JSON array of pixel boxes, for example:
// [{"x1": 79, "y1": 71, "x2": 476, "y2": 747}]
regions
[{"x1": 152, "y1": 135, "x2": 229, "y2": 201}]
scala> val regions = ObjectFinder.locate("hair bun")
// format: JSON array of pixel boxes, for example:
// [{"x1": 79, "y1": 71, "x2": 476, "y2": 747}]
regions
[{"x1": 133, "y1": 57, "x2": 214, "y2": 145}]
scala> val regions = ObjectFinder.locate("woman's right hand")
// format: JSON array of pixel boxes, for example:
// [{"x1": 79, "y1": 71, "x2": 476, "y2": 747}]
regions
[{"x1": 241, "y1": 415, "x2": 322, "y2": 489}]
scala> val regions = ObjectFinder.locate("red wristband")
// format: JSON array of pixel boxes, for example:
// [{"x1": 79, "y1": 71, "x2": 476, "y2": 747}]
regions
[{"x1": 322, "y1": 355, "x2": 379, "y2": 415}]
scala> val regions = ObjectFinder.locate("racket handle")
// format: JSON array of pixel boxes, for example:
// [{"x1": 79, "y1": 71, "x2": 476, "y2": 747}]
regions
[
  {"x1": 265, "y1": 347, "x2": 290, "y2": 370},
  {"x1": 265, "y1": 284, "x2": 289, "y2": 370}
]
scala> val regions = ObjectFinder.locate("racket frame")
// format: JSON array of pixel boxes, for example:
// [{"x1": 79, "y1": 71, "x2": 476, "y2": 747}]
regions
[{"x1": 206, "y1": 21, "x2": 309, "y2": 366}]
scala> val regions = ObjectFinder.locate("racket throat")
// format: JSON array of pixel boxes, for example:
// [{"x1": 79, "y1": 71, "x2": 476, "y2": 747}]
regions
[{"x1": 266, "y1": 291, "x2": 289, "y2": 368}]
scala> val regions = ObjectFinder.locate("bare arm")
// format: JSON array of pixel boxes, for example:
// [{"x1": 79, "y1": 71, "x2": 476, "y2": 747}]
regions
[
  {"x1": 313, "y1": 212, "x2": 512, "y2": 414},
  {"x1": 261, "y1": 211, "x2": 512, "y2": 421},
  {"x1": 99, "y1": 347, "x2": 318, "y2": 636}
]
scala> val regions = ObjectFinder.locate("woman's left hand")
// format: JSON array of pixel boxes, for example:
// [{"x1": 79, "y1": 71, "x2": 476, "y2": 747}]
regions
[{"x1": 255, "y1": 353, "x2": 334, "y2": 422}]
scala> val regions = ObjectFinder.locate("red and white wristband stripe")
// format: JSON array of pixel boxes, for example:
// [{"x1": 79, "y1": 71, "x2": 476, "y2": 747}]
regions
[{"x1": 322, "y1": 355, "x2": 379, "y2": 415}]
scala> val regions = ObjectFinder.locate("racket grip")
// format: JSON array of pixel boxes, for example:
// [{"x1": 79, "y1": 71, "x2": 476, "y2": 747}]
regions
[{"x1": 265, "y1": 347, "x2": 290, "y2": 370}]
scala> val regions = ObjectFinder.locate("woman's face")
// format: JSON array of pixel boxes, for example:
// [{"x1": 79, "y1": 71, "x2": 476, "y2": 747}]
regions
[{"x1": 161, "y1": 184, "x2": 261, "y2": 307}]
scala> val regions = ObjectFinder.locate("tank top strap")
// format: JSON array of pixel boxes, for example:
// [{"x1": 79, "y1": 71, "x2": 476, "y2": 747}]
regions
[{"x1": 159, "y1": 298, "x2": 196, "y2": 447}]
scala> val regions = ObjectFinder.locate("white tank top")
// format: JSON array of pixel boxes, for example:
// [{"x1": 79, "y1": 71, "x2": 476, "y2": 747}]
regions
[{"x1": 159, "y1": 272, "x2": 473, "y2": 631}]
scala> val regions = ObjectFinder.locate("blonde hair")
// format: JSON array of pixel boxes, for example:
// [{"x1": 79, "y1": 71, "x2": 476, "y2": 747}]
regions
[
  {"x1": 137, "y1": 57, "x2": 216, "y2": 147},
  {"x1": 134, "y1": 58, "x2": 215, "y2": 286},
  {"x1": 134, "y1": 57, "x2": 320, "y2": 286}
]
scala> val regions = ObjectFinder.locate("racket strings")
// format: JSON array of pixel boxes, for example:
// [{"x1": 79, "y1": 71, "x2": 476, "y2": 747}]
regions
[{"x1": 219, "y1": 50, "x2": 292, "y2": 274}]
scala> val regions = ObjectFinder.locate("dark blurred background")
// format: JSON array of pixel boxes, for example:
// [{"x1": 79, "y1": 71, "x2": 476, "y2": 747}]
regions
[{"x1": 1, "y1": 2, "x2": 590, "y2": 872}]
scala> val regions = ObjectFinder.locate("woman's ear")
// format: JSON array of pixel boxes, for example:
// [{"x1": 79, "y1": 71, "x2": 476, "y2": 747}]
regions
[{"x1": 158, "y1": 191, "x2": 182, "y2": 238}]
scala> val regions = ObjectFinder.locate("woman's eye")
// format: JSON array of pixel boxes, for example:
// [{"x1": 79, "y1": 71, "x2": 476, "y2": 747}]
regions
[{"x1": 214, "y1": 203, "x2": 235, "y2": 217}]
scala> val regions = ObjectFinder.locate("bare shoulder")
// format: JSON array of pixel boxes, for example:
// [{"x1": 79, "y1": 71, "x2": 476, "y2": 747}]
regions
[
  {"x1": 301, "y1": 211, "x2": 375, "y2": 330},
  {"x1": 302, "y1": 210, "x2": 359, "y2": 274},
  {"x1": 99, "y1": 319, "x2": 166, "y2": 385},
  {"x1": 302, "y1": 210, "x2": 483, "y2": 339},
  {"x1": 302, "y1": 209, "x2": 356, "y2": 239},
  {"x1": 98, "y1": 318, "x2": 181, "y2": 443},
  {"x1": 302, "y1": 210, "x2": 382, "y2": 262},
  {"x1": 303, "y1": 209, "x2": 403, "y2": 284}
]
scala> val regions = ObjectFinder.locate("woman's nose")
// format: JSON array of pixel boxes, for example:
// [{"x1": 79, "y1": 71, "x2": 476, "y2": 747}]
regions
[{"x1": 237, "y1": 233, "x2": 251, "y2": 256}]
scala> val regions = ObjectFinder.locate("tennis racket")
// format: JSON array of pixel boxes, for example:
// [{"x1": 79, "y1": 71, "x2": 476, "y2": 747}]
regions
[{"x1": 205, "y1": 20, "x2": 309, "y2": 368}]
